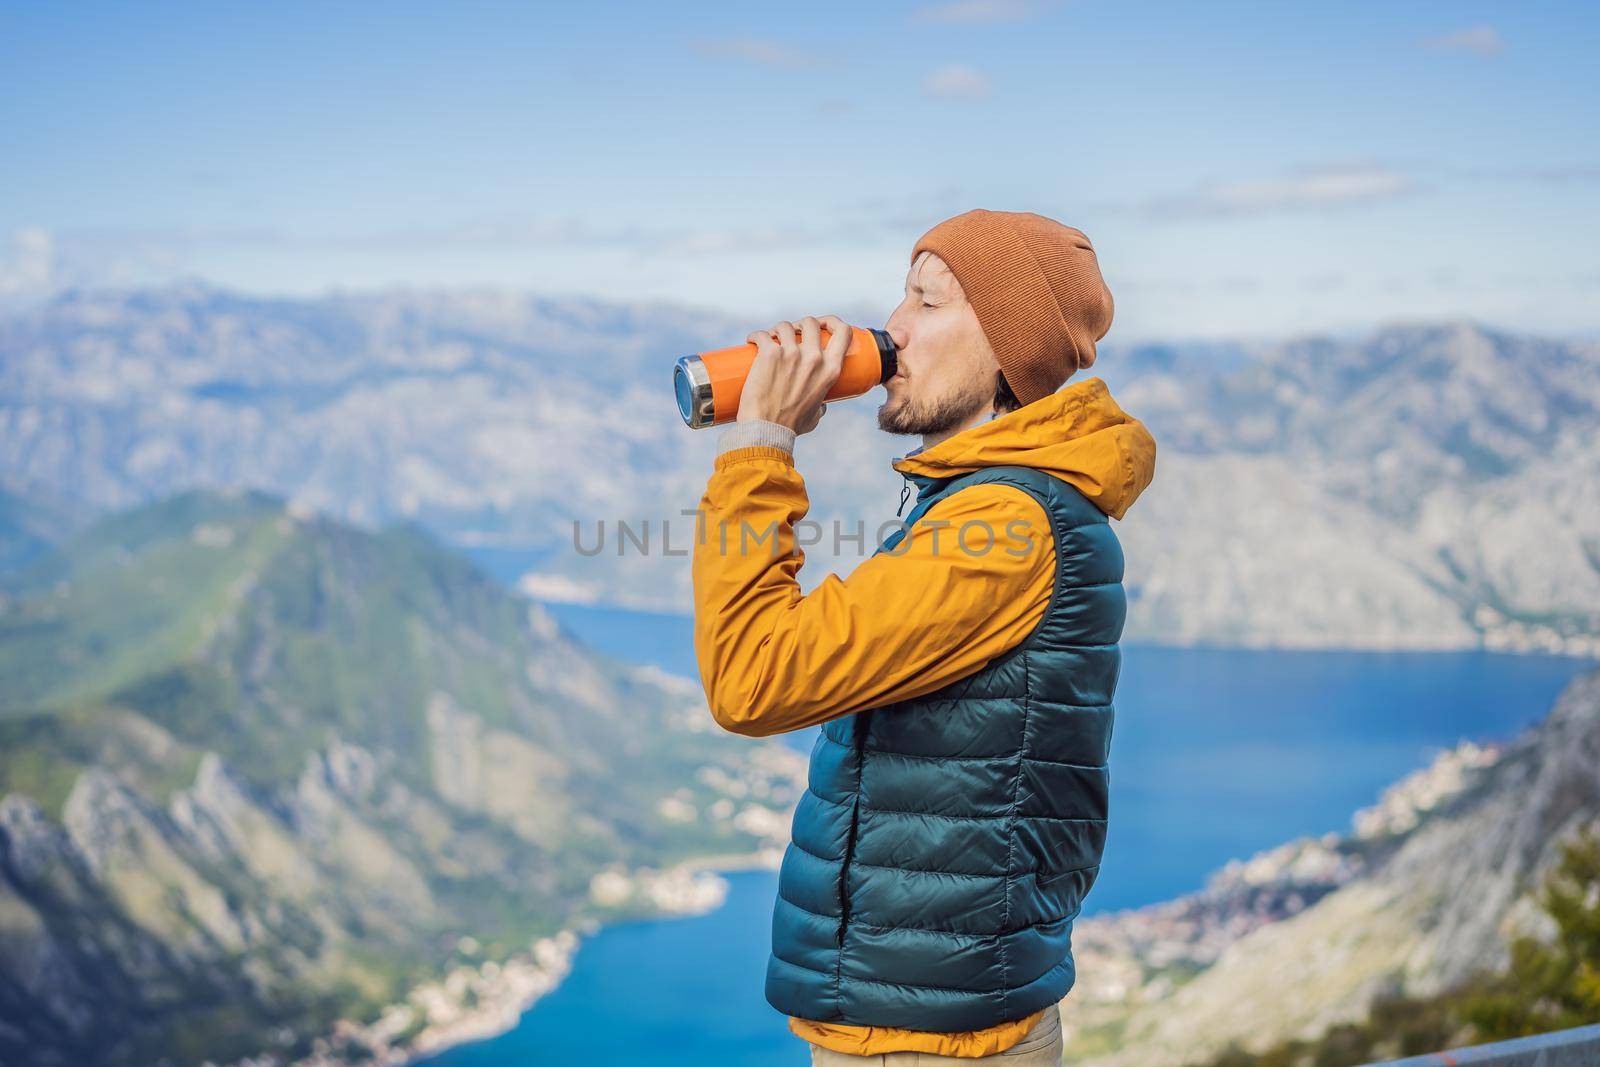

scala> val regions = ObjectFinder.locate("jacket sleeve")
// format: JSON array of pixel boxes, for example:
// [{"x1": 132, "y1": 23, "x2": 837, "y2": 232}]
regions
[{"x1": 691, "y1": 445, "x2": 1056, "y2": 737}]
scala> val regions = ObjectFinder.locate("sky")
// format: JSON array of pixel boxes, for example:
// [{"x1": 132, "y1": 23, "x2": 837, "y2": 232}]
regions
[{"x1": 2, "y1": 0, "x2": 1597, "y2": 342}]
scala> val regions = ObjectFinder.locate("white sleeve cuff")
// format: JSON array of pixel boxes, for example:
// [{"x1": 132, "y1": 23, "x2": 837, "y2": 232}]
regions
[{"x1": 716, "y1": 419, "x2": 797, "y2": 456}]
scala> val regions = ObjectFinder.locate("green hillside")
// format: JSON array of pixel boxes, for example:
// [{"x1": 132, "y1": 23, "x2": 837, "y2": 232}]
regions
[
  {"x1": 0, "y1": 485, "x2": 83, "y2": 579},
  {"x1": 0, "y1": 489, "x2": 794, "y2": 1066}
]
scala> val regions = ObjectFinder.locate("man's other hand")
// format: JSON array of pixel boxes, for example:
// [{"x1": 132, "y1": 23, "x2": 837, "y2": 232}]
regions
[{"x1": 738, "y1": 314, "x2": 849, "y2": 435}]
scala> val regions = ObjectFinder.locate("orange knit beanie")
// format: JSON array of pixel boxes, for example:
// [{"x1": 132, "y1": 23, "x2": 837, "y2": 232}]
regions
[{"x1": 910, "y1": 209, "x2": 1114, "y2": 407}]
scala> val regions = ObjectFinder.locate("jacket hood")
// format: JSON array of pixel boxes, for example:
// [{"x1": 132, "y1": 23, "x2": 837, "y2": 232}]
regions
[{"x1": 891, "y1": 376, "x2": 1157, "y2": 521}]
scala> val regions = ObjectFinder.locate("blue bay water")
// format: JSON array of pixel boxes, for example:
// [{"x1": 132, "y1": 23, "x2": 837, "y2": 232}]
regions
[
  {"x1": 539, "y1": 603, "x2": 1593, "y2": 912},
  {"x1": 423, "y1": 597, "x2": 1594, "y2": 1066},
  {"x1": 423, "y1": 867, "x2": 791, "y2": 1067}
]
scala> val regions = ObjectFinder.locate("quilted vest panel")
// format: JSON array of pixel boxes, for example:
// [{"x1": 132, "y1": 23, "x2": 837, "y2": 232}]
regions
[{"x1": 766, "y1": 464, "x2": 1126, "y2": 1032}]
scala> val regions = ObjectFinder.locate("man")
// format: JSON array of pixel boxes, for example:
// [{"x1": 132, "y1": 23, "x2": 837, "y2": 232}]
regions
[{"x1": 691, "y1": 209, "x2": 1158, "y2": 1064}]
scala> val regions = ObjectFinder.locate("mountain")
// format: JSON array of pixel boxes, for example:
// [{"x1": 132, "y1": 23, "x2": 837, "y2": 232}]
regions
[
  {"x1": 1094, "y1": 321, "x2": 1600, "y2": 656},
  {"x1": 1, "y1": 287, "x2": 1597, "y2": 653},
  {"x1": 0, "y1": 486, "x2": 85, "y2": 577},
  {"x1": 0, "y1": 489, "x2": 803, "y2": 1067},
  {"x1": 1058, "y1": 664, "x2": 1600, "y2": 1066}
]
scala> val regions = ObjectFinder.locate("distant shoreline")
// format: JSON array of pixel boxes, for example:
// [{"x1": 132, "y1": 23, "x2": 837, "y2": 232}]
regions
[{"x1": 290, "y1": 845, "x2": 782, "y2": 1067}]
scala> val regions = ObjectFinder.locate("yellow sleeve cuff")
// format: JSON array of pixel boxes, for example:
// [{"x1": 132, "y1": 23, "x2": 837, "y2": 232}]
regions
[{"x1": 713, "y1": 445, "x2": 797, "y2": 471}]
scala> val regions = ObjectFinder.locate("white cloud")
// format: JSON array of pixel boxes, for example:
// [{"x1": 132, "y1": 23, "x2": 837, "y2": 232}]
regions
[
  {"x1": 1517, "y1": 164, "x2": 1600, "y2": 183},
  {"x1": 1423, "y1": 25, "x2": 1504, "y2": 57},
  {"x1": 687, "y1": 37, "x2": 827, "y2": 68},
  {"x1": 0, "y1": 228, "x2": 58, "y2": 299},
  {"x1": 0, "y1": 214, "x2": 898, "y2": 305},
  {"x1": 395, "y1": 217, "x2": 866, "y2": 257},
  {"x1": 518, "y1": 571, "x2": 602, "y2": 605},
  {"x1": 911, "y1": 0, "x2": 1045, "y2": 24},
  {"x1": 1138, "y1": 165, "x2": 1419, "y2": 219},
  {"x1": 922, "y1": 63, "x2": 992, "y2": 99},
  {"x1": 1445, "y1": 163, "x2": 1600, "y2": 184}
]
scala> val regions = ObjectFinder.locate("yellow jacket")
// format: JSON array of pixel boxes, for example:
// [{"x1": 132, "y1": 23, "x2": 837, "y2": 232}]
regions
[{"x1": 691, "y1": 376, "x2": 1157, "y2": 1056}]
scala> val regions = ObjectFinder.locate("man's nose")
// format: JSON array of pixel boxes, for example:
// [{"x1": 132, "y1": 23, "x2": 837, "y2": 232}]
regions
[{"x1": 885, "y1": 321, "x2": 910, "y2": 350}]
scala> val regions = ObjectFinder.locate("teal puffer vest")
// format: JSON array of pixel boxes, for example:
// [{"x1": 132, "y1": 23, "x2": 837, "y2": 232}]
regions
[{"x1": 766, "y1": 463, "x2": 1125, "y2": 1032}]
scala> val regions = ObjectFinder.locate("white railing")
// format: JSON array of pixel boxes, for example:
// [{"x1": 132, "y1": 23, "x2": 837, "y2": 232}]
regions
[{"x1": 1358, "y1": 1021, "x2": 1600, "y2": 1066}]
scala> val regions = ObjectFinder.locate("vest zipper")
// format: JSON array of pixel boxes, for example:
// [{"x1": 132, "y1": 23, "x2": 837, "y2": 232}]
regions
[
  {"x1": 836, "y1": 709, "x2": 872, "y2": 947},
  {"x1": 896, "y1": 474, "x2": 912, "y2": 518}
]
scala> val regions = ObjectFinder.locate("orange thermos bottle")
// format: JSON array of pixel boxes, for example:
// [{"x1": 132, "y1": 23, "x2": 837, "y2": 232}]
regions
[{"x1": 674, "y1": 323, "x2": 898, "y2": 428}]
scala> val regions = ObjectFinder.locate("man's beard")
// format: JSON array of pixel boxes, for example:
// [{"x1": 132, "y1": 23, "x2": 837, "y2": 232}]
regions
[{"x1": 877, "y1": 378, "x2": 990, "y2": 436}]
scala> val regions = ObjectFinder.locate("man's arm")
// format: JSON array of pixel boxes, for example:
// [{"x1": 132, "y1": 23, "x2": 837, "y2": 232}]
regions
[{"x1": 691, "y1": 432, "x2": 1055, "y2": 737}]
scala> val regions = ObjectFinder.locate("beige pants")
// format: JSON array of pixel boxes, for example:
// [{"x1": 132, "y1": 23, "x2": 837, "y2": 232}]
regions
[{"x1": 806, "y1": 1003, "x2": 1063, "y2": 1065}]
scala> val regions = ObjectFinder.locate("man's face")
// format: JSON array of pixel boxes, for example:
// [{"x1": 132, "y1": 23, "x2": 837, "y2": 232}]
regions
[{"x1": 879, "y1": 251, "x2": 1000, "y2": 436}]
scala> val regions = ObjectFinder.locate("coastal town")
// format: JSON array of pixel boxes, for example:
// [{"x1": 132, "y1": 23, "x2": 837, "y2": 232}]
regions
[{"x1": 254, "y1": 741, "x2": 806, "y2": 1067}]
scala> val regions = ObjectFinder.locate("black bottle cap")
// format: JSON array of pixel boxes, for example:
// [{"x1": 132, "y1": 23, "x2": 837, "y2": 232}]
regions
[{"x1": 870, "y1": 328, "x2": 898, "y2": 383}]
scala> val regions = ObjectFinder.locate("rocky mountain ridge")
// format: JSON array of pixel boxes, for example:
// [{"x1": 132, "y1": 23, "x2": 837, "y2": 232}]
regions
[
  {"x1": 1060, "y1": 666, "x2": 1600, "y2": 1066},
  {"x1": 2, "y1": 287, "x2": 1595, "y2": 654}
]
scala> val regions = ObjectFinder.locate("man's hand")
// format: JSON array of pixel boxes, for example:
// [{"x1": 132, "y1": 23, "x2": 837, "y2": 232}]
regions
[{"x1": 738, "y1": 314, "x2": 850, "y2": 434}]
